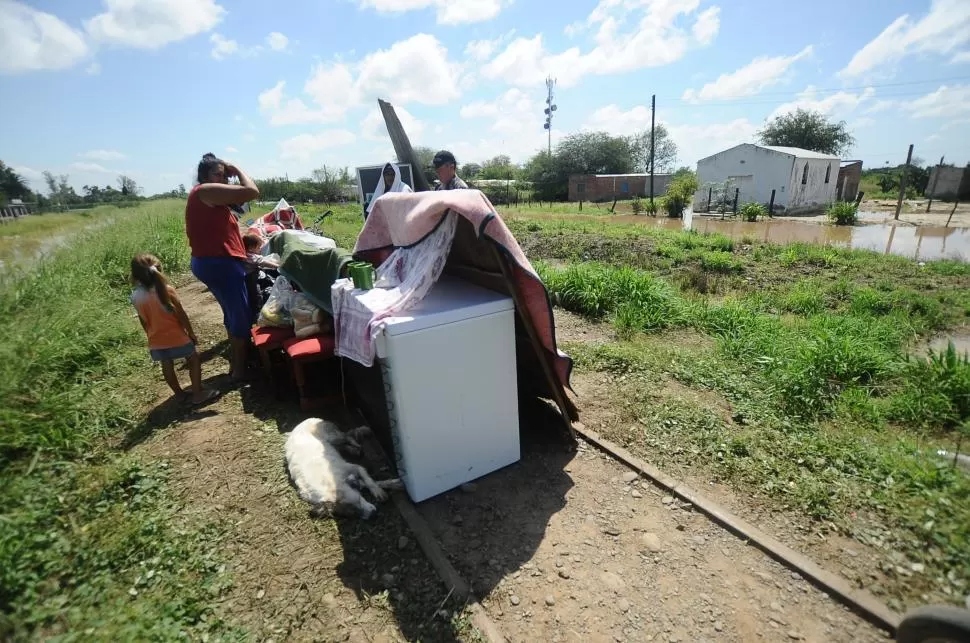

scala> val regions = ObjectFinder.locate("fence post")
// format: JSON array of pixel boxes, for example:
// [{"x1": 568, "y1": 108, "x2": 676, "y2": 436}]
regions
[
  {"x1": 895, "y1": 143, "x2": 913, "y2": 220},
  {"x1": 926, "y1": 155, "x2": 945, "y2": 213},
  {"x1": 855, "y1": 191, "x2": 865, "y2": 207},
  {"x1": 946, "y1": 200, "x2": 958, "y2": 228},
  {"x1": 707, "y1": 186, "x2": 713, "y2": 213},
  {"x1": 768, "y1": 189, "x2": 776, "y2": 217},
  {"x1": 733, "y1": 187, "x2": 740, "y2": 215}
]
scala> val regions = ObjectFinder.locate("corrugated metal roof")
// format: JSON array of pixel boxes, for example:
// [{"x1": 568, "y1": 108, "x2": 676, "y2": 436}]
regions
[
  {"x1": 590, "y1": 173, "x2": 674, "y2": 178},
  {"x1": 759, "y1": 145, "x2": 840, "y2": 160}
]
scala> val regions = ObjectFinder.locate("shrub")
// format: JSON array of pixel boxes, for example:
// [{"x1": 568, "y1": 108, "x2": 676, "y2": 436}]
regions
[
  {"x1": 663, "y1": 173, "x2": 699, "y2": 219},
  {"x1": 826, "y1": 201, "x2": 858, "y2": 226},
  {"x1": 631, "y1": 196, "x2": 643, "y2": 215},
  {"x1": 739, "y1": 202, "x2": 767, "y2": 222}
]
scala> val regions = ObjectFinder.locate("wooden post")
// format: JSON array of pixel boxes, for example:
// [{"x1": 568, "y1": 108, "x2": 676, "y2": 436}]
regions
[
  {"x1": 733, "y1": 187, "x2": 740, "y2": 215},
  {"x1": 855, "y1": 191, "x2": 865, "y2": 207},
  {"x1": 945, "y1": 200, "x2": 958, "y2": 228},
  {"x1": 707, "y1": 186, "x2": 713, "y2": 213},
  {"x1": 894, "y1": 144, "x2": 913, "y2": 220},
  {"x1": 768, "y1": 189, "x2": 776, "y2": 217},
  {"x1": 926, "y1": 155, "x2": 945, "y2": 212},
  {"x1": 650, "y1": 94, "x2": 656, "y2": 210}
]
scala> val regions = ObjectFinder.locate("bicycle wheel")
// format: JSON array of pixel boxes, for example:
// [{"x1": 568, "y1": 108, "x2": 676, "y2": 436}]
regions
[{"x1": 896, "y1": 605, "x2": 970, "y2": 643}]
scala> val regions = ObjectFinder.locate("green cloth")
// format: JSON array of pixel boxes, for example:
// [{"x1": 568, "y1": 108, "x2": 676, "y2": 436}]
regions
[{"x1": 267, "y1": 231, "x2": 354, "y2": 315}]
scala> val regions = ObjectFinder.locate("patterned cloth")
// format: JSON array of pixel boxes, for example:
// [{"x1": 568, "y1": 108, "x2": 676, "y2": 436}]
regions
[
  {"x1": 353, "y1": 189, "x2": 574, "y2": 392},
  {"x1": 331, "y1": 212, "x2": 458, "y2": 366}
]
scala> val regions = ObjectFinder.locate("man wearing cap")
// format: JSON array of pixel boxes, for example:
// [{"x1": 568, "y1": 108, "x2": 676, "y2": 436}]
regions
[{"x1": 432, "y1": 150, "x2": 468, "y2": 191}]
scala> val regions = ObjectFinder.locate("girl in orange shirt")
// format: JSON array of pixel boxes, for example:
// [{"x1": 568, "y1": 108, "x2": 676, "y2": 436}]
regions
[{"x1": 131, "y1": 254, "x2": 217, "y2": 406}]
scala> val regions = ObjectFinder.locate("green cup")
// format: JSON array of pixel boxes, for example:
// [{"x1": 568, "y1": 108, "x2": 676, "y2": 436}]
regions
[{"x1": 349, "y1": 262, "x2": 375, "y2": 290}]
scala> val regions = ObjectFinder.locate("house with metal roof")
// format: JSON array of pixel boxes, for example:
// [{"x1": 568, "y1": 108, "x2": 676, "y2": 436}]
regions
[{"x1": 694, "y1": 143, "x2": 841, "y2": 213}]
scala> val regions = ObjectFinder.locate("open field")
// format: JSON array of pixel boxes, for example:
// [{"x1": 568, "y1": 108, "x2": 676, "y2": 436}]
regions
[{"x1": 2, "y1": 198, "x2": 968, "y2": 640}]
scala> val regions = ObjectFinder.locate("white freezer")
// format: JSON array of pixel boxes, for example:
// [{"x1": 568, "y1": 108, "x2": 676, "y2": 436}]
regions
[{"x1": 374, "y1": 276, "x2": 520, "y2": 502}]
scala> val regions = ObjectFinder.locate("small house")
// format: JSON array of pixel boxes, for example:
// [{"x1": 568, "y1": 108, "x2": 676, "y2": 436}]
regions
[
  {"x1": 568, "y1": 173, "x2": 673, "y2": 202},
  {"x1": 926, "y1": 166, "x2": 970, "y2": 200},
  {"x1": 694, "y1": 144, "x2": 840, "y2": 214}
]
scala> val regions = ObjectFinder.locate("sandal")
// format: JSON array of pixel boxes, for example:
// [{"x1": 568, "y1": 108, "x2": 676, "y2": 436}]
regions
[{"x1": 188, "y1": 389, "x2": 219, "y2": 406}]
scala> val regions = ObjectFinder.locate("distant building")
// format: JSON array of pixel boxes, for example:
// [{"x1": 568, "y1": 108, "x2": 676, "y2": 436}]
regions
[
  {"x1": 567, "y1": 173, "x2": 673, "y2": 202},
  {"x1": 926, "y1": 166, "x2": 970, "y2": 200},
  {"x1": 837, "y1": 160, "x2": 863, "y2": 202},
  {"x1": 695, "y1": 144, "x2": 840, "y2": 214}
]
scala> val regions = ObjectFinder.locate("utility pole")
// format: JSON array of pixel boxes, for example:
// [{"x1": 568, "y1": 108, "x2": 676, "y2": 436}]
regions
[
  {"x1": 544, "y1": 77, "x2": 557, "y2": 156},
  {"x1": 650, "y1": 94, "x2": 656, "y2": 209},
  {"x1": 894, "y1": 144, "x2": 913, "y2": 220},
  {"x1": 926, "y1": 155, "x2": 945, "y2": 213}
]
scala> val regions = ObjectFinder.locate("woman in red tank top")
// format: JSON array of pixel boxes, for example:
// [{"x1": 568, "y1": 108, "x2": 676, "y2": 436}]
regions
[{"x1": 186, "y1": 153, "x2": 260, "y2": 381}]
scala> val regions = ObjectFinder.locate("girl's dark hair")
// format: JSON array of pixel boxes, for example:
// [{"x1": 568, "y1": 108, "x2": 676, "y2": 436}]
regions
[
  {"x1": 242, "y1": 233, "x2": 263, "y2": 251},
  {"x1": 131, "y1": 254, "x2": 174, "y2": 311},
  {"x1": 197, "y1": 153, "x2": 225, "y2": 184}
]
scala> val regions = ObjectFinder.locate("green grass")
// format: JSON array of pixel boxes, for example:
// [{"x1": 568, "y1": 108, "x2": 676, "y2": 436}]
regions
[
  {"x1": 0, "y1": 208, "x2": 122, "y2": 268},
  {"x1": 0, "y1": 200, "x2": 242, "y2": 639}
]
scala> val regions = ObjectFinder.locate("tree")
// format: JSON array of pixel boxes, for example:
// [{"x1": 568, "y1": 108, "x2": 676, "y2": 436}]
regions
[
  {"x1": 461, "y1": 163, "x2": 482, "y2": 179},
  {"x1": 412, "y1": 146, "x2": 438, "y2": 186},
  {"x1": 757, "y1": 108, "x2": 855, "y2": 156},
  {"x1": 479, "y1": 155, "x2": 516, "y2": 180},
  {"x1": 0, "y1": 161, "x2": 31, "y2": 203},
  {"x1": 310, "y1": 165, "x2": 350, "y2": 202},
  {"x1": 523, "y1": 131, "x2": 634, "y2": 201},
  {"x1": 627, "y1": 123, "x2": 678, "y2": 173},
  {"x1": 117, "y1": 175, "x2": 140, "y2": 197},
  {"x1": 177, "y1": 183, "x2": 187, "y2": 198}
]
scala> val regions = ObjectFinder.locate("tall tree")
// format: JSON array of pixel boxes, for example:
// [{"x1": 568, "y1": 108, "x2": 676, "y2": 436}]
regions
[
  {"x1": 117, "y1": 175, "x2": 140, "y2": 196},
  {"x1": 757, "y1": 108, "x2": 855, "y2": 156},
  {"x1": 0, "y1": 161, "x2": 31, "y2": 202},
  {"x1": 479, "y1": 155, "x2": 516, "y2": 180},
  {"x1": 523, "y1": 131, "x2": 635, "y2": 200},
  {"x1": 627, "y1": 124, "x2": 678, "y2": 173},
  {"x1": 411, "y1": 146, "x2": 438, "y2": 186},
  {"x1": 461, "y1": 163, "x2": 482, "y2": 179}
]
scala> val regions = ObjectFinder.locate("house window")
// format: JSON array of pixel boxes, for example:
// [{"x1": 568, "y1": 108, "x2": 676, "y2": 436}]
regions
[
  {"x1": 621, "y1": 181, "x2": 629, "y2": 193},
  {"x1": 576, "y1": 182, "x2": 586, "y2": 194},
  {"x1": 824, "y1": 165, "x2": 831, "y2": 184},
  {"x1": 801, "y1": 164, "x2": 809, "y2": 185}
]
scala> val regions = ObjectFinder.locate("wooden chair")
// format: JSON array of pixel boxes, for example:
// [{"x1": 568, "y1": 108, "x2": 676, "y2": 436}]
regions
[
  {"x1": 282, "y1": 333, "x2": 340, "y2": 411},
  {"x1": 250, "y1": 326, "x2": 295, "y2": 394}
]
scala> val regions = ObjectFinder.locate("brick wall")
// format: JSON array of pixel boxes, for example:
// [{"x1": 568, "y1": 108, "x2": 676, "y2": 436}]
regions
[{"x1": 568, "y1": 174, "x2": 673, "y2": 202}]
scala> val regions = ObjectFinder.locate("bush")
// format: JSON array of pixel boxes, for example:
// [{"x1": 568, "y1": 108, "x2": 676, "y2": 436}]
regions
[
  {"x1": 631, "y1": 196, "x2": 643, "y2": 215},
  {"x1": 826, "y1": 201, "x2": 858, "y2": 225},
  {"x1": 739, "y1": 202, "x2": 767, "y2": 222},
  {"x1": 663, "y1": 173, "x2": 699, "y2": 219}
]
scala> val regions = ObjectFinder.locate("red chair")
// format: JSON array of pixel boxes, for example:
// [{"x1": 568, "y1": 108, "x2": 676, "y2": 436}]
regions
[
  {"x1": 282, "y1": 333, "x2": 340, "y2": 410},
  {"x1": 250, "y1": 326, "x2": 295, "y2": 393}
]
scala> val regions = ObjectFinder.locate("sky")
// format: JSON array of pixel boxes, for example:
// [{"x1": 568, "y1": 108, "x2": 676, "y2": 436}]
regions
[{"x1": 1, "y1": 0, "x2": 969, "y2": 197}]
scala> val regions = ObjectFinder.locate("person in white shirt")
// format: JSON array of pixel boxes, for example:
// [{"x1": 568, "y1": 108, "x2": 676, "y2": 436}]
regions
[{"x1": 366, "y1": 162, "x2": 413, "y2": 218}]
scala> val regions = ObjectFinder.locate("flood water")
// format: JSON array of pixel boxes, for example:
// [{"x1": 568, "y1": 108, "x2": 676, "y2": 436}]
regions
[{"x1": 528, "y1": 211, "x2": 970, "y2": 262}]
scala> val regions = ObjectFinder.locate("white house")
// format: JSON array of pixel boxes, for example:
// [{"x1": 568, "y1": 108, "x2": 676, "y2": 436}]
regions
[{"x1": 694, "y1": 144, "x2": 840, "y2": 214}]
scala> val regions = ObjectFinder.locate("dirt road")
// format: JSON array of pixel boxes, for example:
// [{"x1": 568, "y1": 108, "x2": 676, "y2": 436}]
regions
[{"x1": 127, "y1": 280, "x2": 893, "y2": 642}]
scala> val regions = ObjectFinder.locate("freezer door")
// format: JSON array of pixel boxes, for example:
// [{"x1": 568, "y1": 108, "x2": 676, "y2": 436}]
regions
[{"x1": 380, "y1": 309, "x2": 520, "y2": 502}]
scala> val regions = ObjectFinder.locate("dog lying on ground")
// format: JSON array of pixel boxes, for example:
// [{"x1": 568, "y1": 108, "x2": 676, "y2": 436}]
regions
[{"x1": 284, "y1": 418, "x2": 402, "y2": 519}]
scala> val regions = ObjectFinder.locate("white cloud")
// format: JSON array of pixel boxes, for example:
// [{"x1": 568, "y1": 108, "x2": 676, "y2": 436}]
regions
[
  {"x1": 225, "y1": 146, "x2": 238, "y2": 153},
  {"x1": 79, "y1": 149, "x2": 126, "y2": 161},
  {"x1": 278, "y1": 130, "x2": 357, "y2": 161},
  {"x1": 13, "y1": 165, "x2": 43, "y2": 181},
  {"x1": 259, "y1": 34, "x2": 462, "y2": 127},
  {"x1": 85, "y1": 0, "x2": 226, "y2": 49},
  {"x1": 865, "y1": 99, "x2": 896, "y2": 114},
  {"x1": 692, "y1": 7, "x2": 720, "y2": 45},
  {"x1": 951, "y1": 51, "x2": 970, "y2": 64},
  {"x1": 266, "y1": 31, "x2": 288, "y2": 51},
  {"x1": 583, "y1": 104, "x2": 758, "y2": 166},
  {"x1": 361, "y1": 105, "x2": 425, "y2": 142},
  {"x1": 71, "y1": 162, "x2": 115, "y2": 173},
  {"x1": 682, "y1": 46, "x2": 813, "y2": 102},
  {"x1": 355, "y1": 0, "x2": 509, "y2": 25},
  {"x1": 465, "y1": 31, "x2": 514, "y2": 61},
  {"x1": 766, "y1": 85, "x2": 875, "y2": 120},
  {"x1": 480, "y1": 0, "x2": 720, "y2": 88},
  {"x1": 85, "y1": 62, "x2": 101, "y2": 75},
  {"x1": 0, "y1": 1, "x2": 89, "y2": 73},
  {"x1": 453, "y1": 88, "x2": 554, "y2": 162},
  {"x1": 209, "y1": 33, "x2": 238, "y2": 60},
  {"x1": 903, "y1": 84, "x2": 970, "y2": 119},
  {"x1": 838, "y1": 0, "x2": 970, "y2": 79}
]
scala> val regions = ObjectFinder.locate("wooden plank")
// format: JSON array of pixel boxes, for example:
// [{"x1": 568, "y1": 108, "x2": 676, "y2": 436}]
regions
[
  {"x1": 378, "y1": 99, "x2": 432, "y2": 193},
  {"x1": 573, "y1": 425, "x2": 902, "y2": 635}
]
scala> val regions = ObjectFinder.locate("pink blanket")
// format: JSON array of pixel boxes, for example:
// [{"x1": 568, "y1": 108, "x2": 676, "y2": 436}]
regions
[{"x1": 356, "y1": 190, "x2": 573, "y2": 391}]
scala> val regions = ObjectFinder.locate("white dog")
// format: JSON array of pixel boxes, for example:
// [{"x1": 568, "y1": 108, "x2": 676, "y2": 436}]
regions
[{"x1": 284, "y1": 418, "x2": 401, "y2": 519}]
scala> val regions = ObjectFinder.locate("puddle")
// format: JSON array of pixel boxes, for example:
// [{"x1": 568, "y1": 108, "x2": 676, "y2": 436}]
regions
[
  {"x1": 924, "y1": 333, "x2": 970, "y2": 357},
  {"x1": 519, "y1": 211, "x2": 970, "y2": 262}
]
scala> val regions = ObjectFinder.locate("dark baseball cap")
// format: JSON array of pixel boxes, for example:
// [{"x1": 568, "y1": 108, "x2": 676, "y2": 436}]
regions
[{"x1": 432, "y1": 150, "x2": 457, "y2": 167}]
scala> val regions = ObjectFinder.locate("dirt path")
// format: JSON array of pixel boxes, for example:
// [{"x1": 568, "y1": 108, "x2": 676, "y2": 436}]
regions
[{"x1": 124, "y1": 284, "x2": 892, "y2": 642}]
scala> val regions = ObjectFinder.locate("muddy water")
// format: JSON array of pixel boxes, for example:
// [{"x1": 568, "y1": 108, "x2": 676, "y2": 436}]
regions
[{"x1": 526, "y1": 211, "x2": 970, "y2": 262}]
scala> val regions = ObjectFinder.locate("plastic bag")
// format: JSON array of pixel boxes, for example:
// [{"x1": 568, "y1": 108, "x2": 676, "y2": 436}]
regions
[{"x1": 257, "y1": 276, "x2": 299, "y2": 327}]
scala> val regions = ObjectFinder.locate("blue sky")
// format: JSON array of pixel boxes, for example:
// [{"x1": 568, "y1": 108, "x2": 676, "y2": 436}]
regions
[{"x1": 1, "y1": 0, "x2": 968, "y2": 196}]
